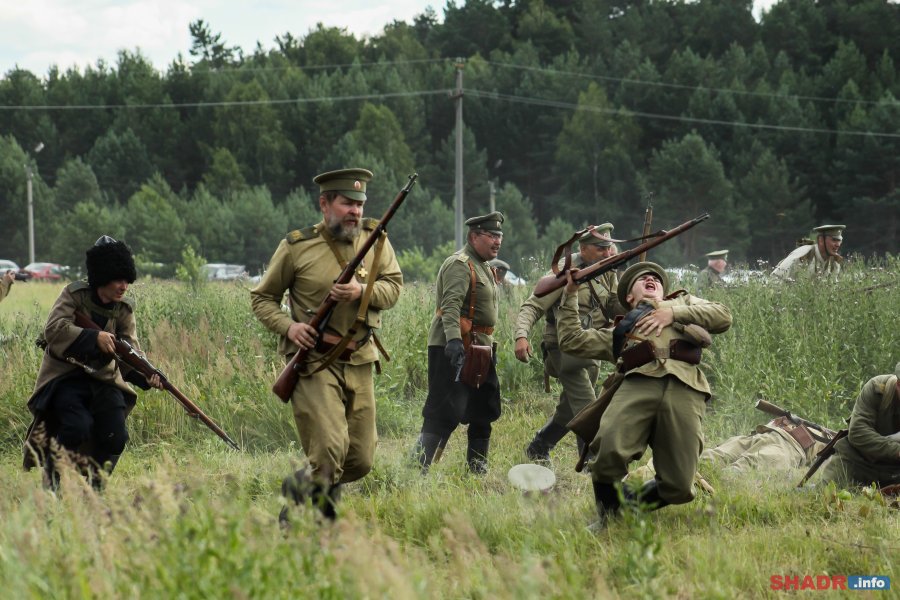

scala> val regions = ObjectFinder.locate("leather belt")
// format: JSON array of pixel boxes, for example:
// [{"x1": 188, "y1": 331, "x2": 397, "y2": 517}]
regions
[{"x1": 619, "y1": 339, "x2": 701, "y2": 373}]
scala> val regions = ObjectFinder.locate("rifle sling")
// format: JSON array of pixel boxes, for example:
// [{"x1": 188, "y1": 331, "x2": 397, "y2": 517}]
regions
[{"x1": 313, "y1": 231, "x2": 387, "y2": 373}]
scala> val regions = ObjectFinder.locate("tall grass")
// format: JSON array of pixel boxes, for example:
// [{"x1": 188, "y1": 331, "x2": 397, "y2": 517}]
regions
[{"x1": 0, "y1": 258, "x2": 897, "y2": 598}]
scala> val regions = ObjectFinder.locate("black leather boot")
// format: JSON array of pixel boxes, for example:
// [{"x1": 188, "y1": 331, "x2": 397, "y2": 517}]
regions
[
  {"x1": 525, "y1": 420, "x2": 569, "y2": 462},
  {"x1": 280, "y1": 468, "x2": 338, "y2": 524},
  {"x1": 411, "y1": 432, "x2": 444, "y2": 473},
  {"x1": 636, "y1": 479, "x2": 670, "y2": 511},
  {"x1": 466, "y1": 438, "x2": 490, "y2": 475},
  {"x1": 592, "y1": 480, "x2": 621, "y2": 520}
]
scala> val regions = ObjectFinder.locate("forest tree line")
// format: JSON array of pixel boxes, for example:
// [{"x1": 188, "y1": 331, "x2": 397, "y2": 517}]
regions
[{"x1": 0, "y1": 0, "x2": 898, "y2": 278}]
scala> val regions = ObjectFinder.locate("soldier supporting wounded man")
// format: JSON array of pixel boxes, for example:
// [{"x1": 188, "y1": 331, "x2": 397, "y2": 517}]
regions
[
  {"x1": 411, "y1": 212, "x2": 504, "y2": 475},
  {"x1": 514, "y1": 222, "x2": 623, "y2": 463},
  {"x1": 251, "y1": 168, "x2": 403, "y2": 521},
  {"x1": 557, "y1": 262, "x2": 732, "y2": 522}
]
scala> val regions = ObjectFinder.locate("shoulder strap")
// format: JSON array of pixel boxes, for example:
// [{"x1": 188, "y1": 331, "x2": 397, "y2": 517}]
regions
[{"x1": 466, "y1": 261, "x2": 478, "y2": 320}]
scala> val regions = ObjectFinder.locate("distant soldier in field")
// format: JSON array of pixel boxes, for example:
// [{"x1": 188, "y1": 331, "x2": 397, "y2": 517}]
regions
[
  {"x1": 488, "y1": 258, "x2": 510, "y2": 285},
  {"x1": 695, "y1": 250, "x2": 728, "y2": 294},
  {"x1": 819, "y1": 363, "x2": 900, "y2": 488},
  {"x1": 557, "y1": 262, "x2": 732, "y2": 520},
  {"x1": 251, "y1": 168, "x2": 403, "y2": 521},
  {"x1": 514, "y1": 223, "x2": 622, "y2": 462},
  {"x1": 771, "y1": 225, "x2": 845, "y2": 279},
  {"x1": 22, "y1": 236, "x2": 163, "y2": 490},
  {"x1": 412, "y1": 212, "x2": 504, "y2": 474},
  {"x1": 0, "y1": 269, "x2": 14, "y2": 303}
]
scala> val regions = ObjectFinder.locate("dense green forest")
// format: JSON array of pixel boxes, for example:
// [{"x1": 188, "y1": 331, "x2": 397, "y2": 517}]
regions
[{"x1": 1, "y1": 0, "x2": 898, "y2": 277}]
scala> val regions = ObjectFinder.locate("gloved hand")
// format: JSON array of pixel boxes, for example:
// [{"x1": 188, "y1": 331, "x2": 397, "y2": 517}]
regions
[{"x1": 444, "y1": 338, "x2": 466, "y2": 373}]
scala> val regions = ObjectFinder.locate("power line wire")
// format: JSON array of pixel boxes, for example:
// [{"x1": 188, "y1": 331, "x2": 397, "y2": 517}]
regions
[
  {"x1": 3, "y1": 87, "x2": 897, "y2": 138},
  {"x1": 485, "y1": 60, "x2": 887, "y2": 107}
]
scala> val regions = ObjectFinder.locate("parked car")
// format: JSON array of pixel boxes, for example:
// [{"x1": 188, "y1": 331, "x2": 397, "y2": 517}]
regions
[
  {"x1": 1, "y1": 259, "x2": 31, "y2": 281},
  {"x1": 23, "y1": 262, "x2": 66, "y2": 281},
  {"x1": 201, "y1": 263, "x2": 248, "y2": 281}
]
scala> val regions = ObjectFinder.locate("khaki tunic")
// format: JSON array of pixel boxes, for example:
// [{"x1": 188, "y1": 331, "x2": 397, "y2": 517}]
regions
[
  {"x1": 250, "y1": 218, "x2": 402, "y2": 484},
  {"x1": 771, "y1": 243, "x2": 842, "y2": 279},
  {"x1": 821, "y1": 374, "x2": 900, "y2": 487},
  {"x1": 557, "y1": 290, "x2": 732, "y2": 503},
  {"x1": 515, "y1": 255, "x2": 621, "y2": 427},
  {"x1": 695, "y1": 267, "x2": 724, "y2": 294},
  {"x1": 427, "y1": 243, "x2": 499, "y2": 347},
  {"x1": 422, "y1": 243, "x2": 501, "y2": 431},
  {"x1": 0, "y1": 277, "x2": 11, "y2": 302}
]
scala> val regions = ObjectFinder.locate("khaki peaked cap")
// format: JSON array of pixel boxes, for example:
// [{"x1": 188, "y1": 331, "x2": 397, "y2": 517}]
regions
[
  {"x1": 314, "y1": 168, "x2": 373, "y2": 202},
  {"x1": 617, "y1": 261, "x2": 669, "y2": 309},
  {"x1": 705, "y1": 250, "x2": 728, "y2": 259},
  {"x1": 812, "y1": 224, "x2": 845, "y2": 240},
  {"x1": 466, "y1": 211, "x2": 504, "y2": 233},
  {"x1": 579, "y1": 222, "x2": 615, "y2": 247}
]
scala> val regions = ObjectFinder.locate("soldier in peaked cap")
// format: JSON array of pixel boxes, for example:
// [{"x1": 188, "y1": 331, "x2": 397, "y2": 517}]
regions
[
  {"x1": 412, "y1": 211, "x2": 505, "y2": 474},
  {"x1": 556, "y1": 261, "x2": 732, "y2": 523},
  {"x1": 22, "y1": 236, "x2": 163, "y2": 491},
  {"x1": 695, "y1": 250, "x2": 728, "y2": 294},
  {"x1": 819, "y1": 363, "x2": 900, "y2": 489},
  {"x1": 251, "y1": 167, "x2": 403, "y2": 521},
  {"x1": 772, "y1": 225, "x2": 845, "y2": 279},
  {"x1": 515, "y1": 222, "x2": 624, "y2": 463}
]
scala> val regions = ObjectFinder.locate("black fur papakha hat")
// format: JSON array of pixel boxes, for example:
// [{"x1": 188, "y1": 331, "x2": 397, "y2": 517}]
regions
[{"x1": 86, "y1": 235, "x2": 136, "y2": 288}]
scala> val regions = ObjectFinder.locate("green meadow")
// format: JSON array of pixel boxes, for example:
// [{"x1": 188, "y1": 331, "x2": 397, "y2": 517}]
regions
[{"x1": 0, "y1": 258, "x2": 897, "y2": 598}]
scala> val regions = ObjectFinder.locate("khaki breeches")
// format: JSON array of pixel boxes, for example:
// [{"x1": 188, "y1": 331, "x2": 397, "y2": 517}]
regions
[
  {"x1": 544, "y1": 346, "x2": 600, "y2": 427},
  {"x1": 701, "y1": 430, "x2": 804, "y2": 471},
  {"x1": 590, "y1": 374, "x2": 706, "y2": 504},
  {"x1": 291, "y1": 361, "x2": 376, "y2": 485}
]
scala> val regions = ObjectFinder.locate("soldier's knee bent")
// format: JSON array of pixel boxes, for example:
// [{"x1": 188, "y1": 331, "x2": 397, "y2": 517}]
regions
[
  {"x1": 340, "y1": 455, "x2": 374, "y2": 483},
  {"x1": 56, "y1": 414, "x2": 93, "y2": 450}
]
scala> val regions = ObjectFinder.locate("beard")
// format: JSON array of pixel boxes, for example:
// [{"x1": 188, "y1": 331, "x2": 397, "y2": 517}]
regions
[{"x1": 328, "y1": 217, "x2": 361, "y2": 241}]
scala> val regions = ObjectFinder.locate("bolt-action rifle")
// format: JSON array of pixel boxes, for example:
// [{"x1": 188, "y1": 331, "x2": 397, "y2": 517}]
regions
[
  {"x1": 272, "y1": 173, "x2": 418, "y2": 402},
  {"x1": 797, "y1": 429, "x2": 848, "y2": 487},
  {"x1": 532, "y1": 213, "x2": 710, "y2": 298},
  {"x1": 73, "y1": 311, "x2": 240, "y2": 450},
  {"x1": 638, "y1": 194, "x2": 653, "y2": 263},
  {"x1": 754, "y1": 399, "x2": 837, "y2": 439}
]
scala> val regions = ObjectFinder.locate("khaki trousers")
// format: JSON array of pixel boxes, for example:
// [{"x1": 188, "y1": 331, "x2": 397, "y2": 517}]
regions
[
  {"x1": 590, "y1": 374, "x2": 706, "y2": 504},
  {"x1": 291, "y1": 361, "x2": 376, "y2": 485},
  {"x1": 544, "y1": 346, "x2": 599, "y2": 428}
]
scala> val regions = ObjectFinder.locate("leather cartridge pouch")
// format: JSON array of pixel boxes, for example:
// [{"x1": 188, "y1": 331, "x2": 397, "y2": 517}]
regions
[
  {"x1": 619, "y1": 339, "x2": 702, "y2": 373},
  {"x1": 770, "y1": 416, "x2": 816, "y2": 451},
  {"x1": 459, "y1": 343, "x2": 493, "y2": 388}
]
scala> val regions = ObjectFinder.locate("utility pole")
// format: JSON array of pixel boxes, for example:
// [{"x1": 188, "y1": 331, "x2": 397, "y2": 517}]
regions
[
  {"x1": 25, "y1": 164, "x2": 35, "y2": 264},
  {"x1": 452, "y1": 58, "x2": 465, "y2": 250},
  {"x1": 25, "y1": 142, "x2": 44, "y2": 265},
  {"x1": 489, "y1": 181, "x2": 496, "y2": 213}
]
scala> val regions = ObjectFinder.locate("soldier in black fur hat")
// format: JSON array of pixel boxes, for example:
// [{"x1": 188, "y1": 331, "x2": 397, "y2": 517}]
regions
[{"x1": 22, "y1": 236, "x2": 162, "y2": 490}]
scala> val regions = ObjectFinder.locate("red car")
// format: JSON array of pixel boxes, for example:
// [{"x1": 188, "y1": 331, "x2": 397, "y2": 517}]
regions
[{"x1": 23, "y1": 262, "x2": 66, "y2": 281}]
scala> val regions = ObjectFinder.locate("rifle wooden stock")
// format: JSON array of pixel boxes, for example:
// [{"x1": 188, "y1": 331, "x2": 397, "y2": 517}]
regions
[
  {"x1": 532, "y1": 213, "x2": 710, "y2": 298},
  {"x1": 73, "y1": 312, "x2": 240, "y2": 450},
  {"x1": 272, "y1": 173, "x2": 418, "y2": 402},
  {"x1": 797, "y1": 429, "x2": 848, "y2": 487},
  {"x1": 568, "y1": 371, "x2": 625, "y2": 472},
  {"x1": 754, "y1": 399, "x2": 836, "y2": 436}
]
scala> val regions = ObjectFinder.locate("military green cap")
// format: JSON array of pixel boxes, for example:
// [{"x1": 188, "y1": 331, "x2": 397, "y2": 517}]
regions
[
  {"x1": 812, "y1": 224, "x2": 845, "y2": 240},
  {"x1": 488, "y1": 258, "x2": 510, "y2": 270},
  {"x1": 617, "y1": 261, "x2": 668, "y2": 309},
  {"x1": 313, "y1": 168, "x2": 373, "y2": 202},
  {"x1": 579, "y1": 222, "x2": 615, "y2": 247},
  {"x1": 705, "y1": 249, "x2": 728, "y2": 259},
  {"x1": 465, "y1": 211, "x2": 504, "y2": 233}
]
